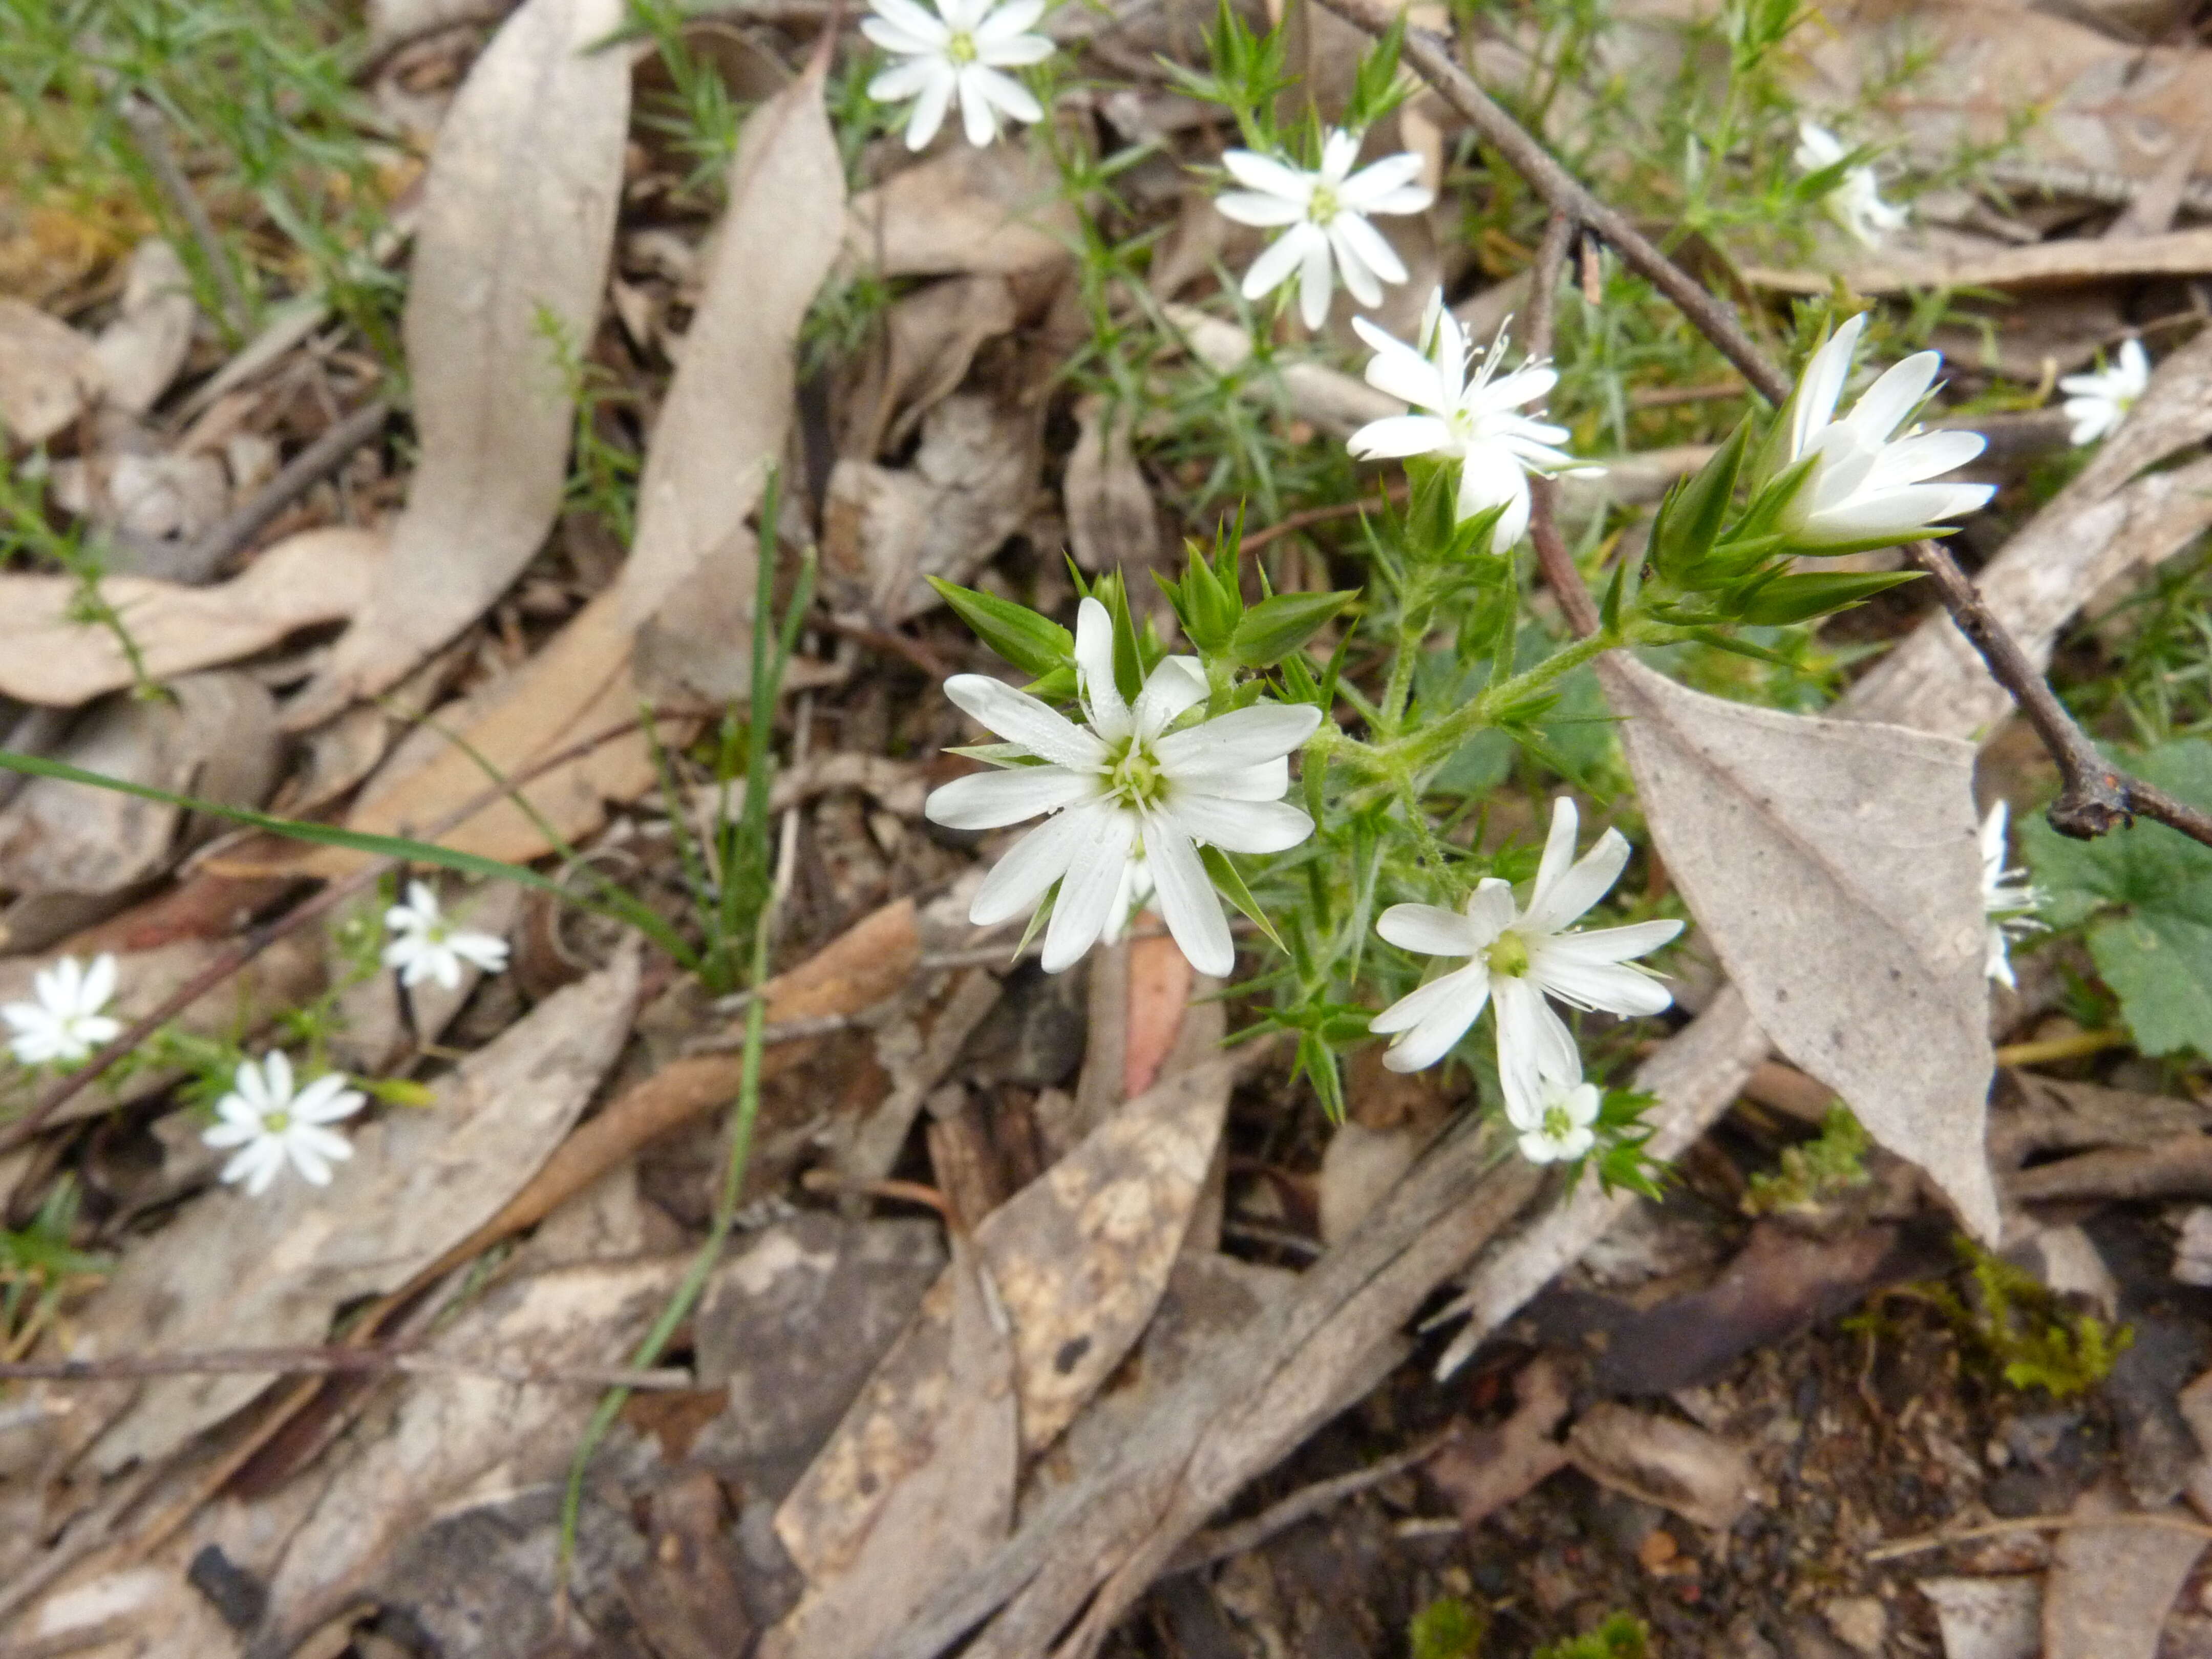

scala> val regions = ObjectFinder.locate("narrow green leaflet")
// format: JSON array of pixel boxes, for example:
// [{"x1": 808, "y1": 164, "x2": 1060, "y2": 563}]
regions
[{"x1": 2024, "y1": 739, "x2": 2212, "y2": 1056}]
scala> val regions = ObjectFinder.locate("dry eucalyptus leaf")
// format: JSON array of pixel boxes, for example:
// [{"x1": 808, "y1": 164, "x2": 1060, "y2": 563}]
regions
[
  {"x1": 760, "y1": 1240, "x2": 1018, "y2": 1659},
  {"x1": 2043, "y1": 1487, "x2": 2205, "y2": 1659},
  {"x1": 289, "y1": 0, "x2": 630, "y2": 726},
  {"x1": 776, "y1": 1056, "x2": 1236, "y2": 1591},
  {"x1": 0, "y1": 527, "x2": 386, "y2": 707},
  {"x1": 258, "y1": 1249, "x2": 690, "y2": 1644},
  {"x1": 89, "y1": 240, "x2": 196, "y2": 416},
  {"x1": 616, "y1": 60, "x2": 845, "y2": 635},
  {"x1": 1065, "y1": 394, "x2": 1160, "y2": 573},
  {"x1": 822, "y1": 391, "x2": 1042, "y2": 621},
  {"x1": 66, "y1": 947, "x2": 638, "y2": 1474},
  {"x1": 0, "y1": 297, "x2": 97, "y2": 444},
  {"x1": 1746, "y1": 227, "x2": 2212, "y2": 295},
  {"x1": 1599, "y1": 655, "x2": 1998, "y2": 1243},
  {"x1": 0, "y1": 672, "x2": 279, "y2": 898},
  {"x1": 844, "y1": 143, "x2": 1078, "y2": 279},
  {"x1": 1565, "y1": 1400, "x2": 1756, "y2": 1532}
]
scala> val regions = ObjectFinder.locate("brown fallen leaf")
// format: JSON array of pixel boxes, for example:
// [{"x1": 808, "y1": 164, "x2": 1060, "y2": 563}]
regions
[
  {"x1": 54, "y1": 946, "x2": 639, "y2": 1476},
  {"x1": 1065, "y1": 394, "x2": 1161, "y2": 573},
  {"x1": 775, "y1": 1054, "x2": 1236, "y2": 1601},
  {"x1": 1746, "y1": 226, "x2": 2212, "y2": 295},
  {"x1": 1566, "y1": 1400, "x2": 1757, "y2": 1533},
  {"x1": 844, "y1": 143, "x2": 1079, "y2": 279},
  {"x1": 2043, "y1": 1484, "x2": 2206, "y2": 1659},
  {"x1": 1919, "y1": 1576, "x2": 2042, "y2": 1659},
  {"x1": 843, "y1": 273, "x2": 1018, "y2": 459},
  {"x1": 823, "y1": 390, "x2": 1045, "y2": 622},
  {"x1": 1599, "y1": 655, "x2": 1998, "y2": 1242},
  {"x1": 0, "y1": 297, "x2": 98, "y2": 445},
  {"x1": 0, "y1": 527, "x2": 387, "y2": 707},
  {"x1": 1423, "y1": 1354, "x2": 1572, "y2": 1530},
  {"x1": 288, "y1": 0, "x2": 631, "y2": 725},
  {"x1": 617, "y1": 59, "x2": 845, "y2": 638},
  {"x1": 760, "y1": 1239, "x2": 1019, "y2": 1659},
  {"x1": 0, "y1": 672, "x2": 280, "y2": 899},
  {"x1": 618, "y1": 1471, "x2": 756, "y2": 1659},
  {"x1": 89, "y1": 240, "x2": 196, "y2": 416}
]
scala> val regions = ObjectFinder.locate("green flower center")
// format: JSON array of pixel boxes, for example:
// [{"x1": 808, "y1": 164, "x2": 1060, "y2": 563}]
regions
[
  {"x1": 266, "y1": 1109, "x2": 292, "y2": 1133},
  {"x1": 1486, "y1": 930, "x2": 1530, "y2": 977},
  {"x1": 1307, "y1": 181, "x2": 1341, "y2": 224},
  {"x1": 1542, "y1": 1103, "x2": 1574, "y2": 1141},
  {"x1": 1105, "y1": 739, "x2": 1168, "y2": 812},
  {"x1": 946, "y1": 29, "x2": 978, "y2": 62}
]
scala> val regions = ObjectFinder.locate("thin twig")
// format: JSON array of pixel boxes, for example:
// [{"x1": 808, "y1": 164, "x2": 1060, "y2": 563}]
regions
[
  {"x1": 118, "y1": 96, "x2": 250, "y2": 335},
  {"x1": 1240, "y1": 480, "x2": 1410, "y2": 552},
  {"x1": 1521, "y1": 211, "x2": 1599, "y2": 639},
  {"x1": 0, "y1": 709, "x2": 704, "y2": 1155},
  {"x1": 1166, "y1": 1427, "x2": 1459, "y2": 1573},
  {"x1": 173, "y1": 396, "x2": 392, "y2": 583},
  {"x1": 819, "y1": 612, "x2": 956, "y2": 680},
  {"x1": 0, "y1": 1346, "x2": 693, "y2": 1390},
  {"x1": 1866, "y1": 1510, "x2": 2212, "y2": 1562},
  {"x1": 1311, "y1": 0, "x2": 2212, "y2": 849}
]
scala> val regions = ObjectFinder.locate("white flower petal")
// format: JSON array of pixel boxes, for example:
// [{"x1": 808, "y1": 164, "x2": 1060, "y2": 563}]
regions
[
  {"x1": 1379, "y1": 965, "x2": 1491, "y2": 1071},
  {"x1": 1348, "y1": 413, "x2": 1455, "y2": 462},
  {"x1": 901, "y1": 61, "x2": 958, "y2": 150},
  {"x1": 1041, "y1": 809, "x2": 1137, "y2": 972},
  {"x1": 1842, "y1": 351, "x2": 1941, "y2": 444},
  {"x1": 955, "y1": 65, "x2": 1002, "y2": 146},
  {"x1": 1241, "y1": 224, "x2": 1315, "y2": 303},
  {"x1": 1539, "y1": 918, "x2": 1684, "y2": 965},
  {"x1": 1530, "y1": 948, "x2": 1674, "y2": 1016},
  {"x1": 1172, "y1": 757, "x2": 1289, "y2": 801},
  {"x1": 1167, "y1": 793, "x2": 1314, "y2": 855},
  {"x1": 80, "y1": 953, "x2": 116, "y2": 1012},
  {"x1": 1295, "y1": 229, "x2": 1335, "y2": 329},
  {"x1": 1215, "y1": 190, "x2": 1307, "y2": 228},
  {"x1": 1072, "y1": 596, "x2": 1130, "y2": 740},
  {"x1": 969, "y1": 805, "x2": 1099, "y2": 926},
  {"x1": 291, "y1": 1075, "x2": 367, "y2": 1123},
  {"x1": 1377, "y1": 903, "x2": 1482, "y2": 958},
  {"x1": 868, "y1": 54, "x2": 947, "y2": 98},
  {"x1": 869, "y1": 0, "x2": 953, "y2": 44},
  {"x1": 1330, "y1": 210, "x2": 1407, "y2": 289},
  {"x1": 1132, "y1": 656, "x2": 1209, "y2": 739},
  {"x1": 1142, "y1": 816, "x2": 1233, "y2": 977},
  {"x1": 1522, "y1": 825, "x2": 1630, "y2": 936},
  {"x1": 968, "y1": 63, "x2": 1041, "y2": 123},
  {"x1": 1221, "y1": 149, "x2": 1313, "y2": 201},
  {"x1": 926, "y1": 764, "x2": 1097, "y2": 830},
  {"x1": 944, "y1": 674, "x2": 1109, "y2": 769},
  {"x1": 1464, "y1": 878, "x2": 1519, "y2": 942},
  {"x1": 1337, "y1": 152, "x2": 1428, "y2": 210},
  {"x1": 1155, "y1": 703, "x2": 1322, "y2": 774},
  {"x1": 975, "y1": 0, "x2": 1043, "y2": 39},
  {"x1": 1326, "y1": 220, "x2": 1385, "y2": 308}
]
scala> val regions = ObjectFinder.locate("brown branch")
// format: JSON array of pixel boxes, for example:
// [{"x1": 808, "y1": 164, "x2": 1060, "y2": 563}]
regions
[
  {"x1": 1311, "y1": 0, "x2": 2212, "y2": 848},
  {"x1": 0, "y1": 1344, "x2": 694, "y2": 1390},
  {"x1": 168, "y1": 396, "x2": 393, "y2": 583},
  {"x1": 118, "y1": 95, "x2": 251, "y2": 336},
  {"x1": 0, "y1": 708, "x2": 709, "y2": 1155},
  {"x1": 1521, "y1": 211, "x2": 1600, "y2": 639}
]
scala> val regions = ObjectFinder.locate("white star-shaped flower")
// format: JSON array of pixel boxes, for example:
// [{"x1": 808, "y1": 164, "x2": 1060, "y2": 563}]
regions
[
  {"x1": 1214, "y1": 128, "x2": 1434, "y2": 330},
  {"x1": 201, "y1": 1051, "x2": 366, "y2": 1197},
  {"x1": 2, "y1": 953, "x2": 122, "y2": 1067},
  {"x1": 1513, "y1": 1072, "x2": 1601, "y2": 1164},
  {"x1": 862, "y1": 0, "x2": 1051, "y2": 152},
  {"x1": 1369, "y1": 797, "x2": 1682, "y2": 1122},
  {"x1": 1794, "y1": 121, "x2": 1908, "y2": 249},
  {"x1": 923, "y1": 597, "x2": 1322, "y2": 976},
  {"x1": 2058, "y1": 338, "x2": 2150, "y2": 447},
  {"x1": 1347, "y1": 292, "x2": 1593, "y2": 551},
  {"x1": 383, "y1": 881, "x2": 511, "y2": 991},
  {"x1": 1979, "y1": 801, "x2": 2045, "y2": 989},
  {"x1": 1767, "y1": 312, "x2": 1994, "y2": 549}
]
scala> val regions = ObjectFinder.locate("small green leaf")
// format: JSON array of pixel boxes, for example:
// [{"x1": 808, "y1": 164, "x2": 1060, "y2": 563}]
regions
[
  {"x1": 926, "y1": 577, "x2": 1073, "y2": 677},
  {"x1": 1729, "y1": 568, "x2": 1923, "y2": 626},
  {"x1": 1199, "y1": 843, "x2": 1284, "y2": 953},
  {"x1": 1229, "y1": 589, "x2": 1356, "y2": 666},
  {"x1": 1650, "y1": 415, "x2": 1749, "y2": 580}
]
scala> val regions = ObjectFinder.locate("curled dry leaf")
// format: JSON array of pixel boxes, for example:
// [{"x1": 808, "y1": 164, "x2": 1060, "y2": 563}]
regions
[
  {"x1": 0, "y1": 672, "x2": 280, "y2": 898},
  {"x1": 1598, "y1": 654, "x2": 1998, "y2": 1243},
  {"x1": 2043, "y1": 1486, "x2": 2206, "y2": 1659},
  {"x1": 1565, "y1": 1400, "x2": 1757, "y2": 1533},
  {"x1": 0, "y1": 297, "x2": 98, "y2": 445},
  {"x1": 774, "y1": 1056, "x2": 1237, "y2": 1615},
  {"x1": 844, "y1": 143, "x2": 1079, "y2": 280},
  {"x1": 53, "y1": 946, "x2": 638, "y2": 1475},
  {"x1": 89, "y1": 240, "x2": 196, "y2": 417},
  {"x1": 0, "y1": 527, "x2": 387, "y2": 707},
  {"x1": 1423, "y1": 1354, "x2": 1572, "y2": 1531},
  {"x1": 288, "y1": 0, "x2": 630, "y2": 726},
  {"x1": 616, "y1": 59, "x2": 845, "y2": 637},
  {"x1": 760, "y1": 1239, "x2": 1019, "y2": 1659},
  {"x1": 843, "y1": 274, "x2": 1018, "y2": 459},
  {"x1": 823, "y1": 391, "x2": 1044, "y2": 621},
  {"x1": 1065, "y1": 394, "x2": 1160, "y2": 573}
]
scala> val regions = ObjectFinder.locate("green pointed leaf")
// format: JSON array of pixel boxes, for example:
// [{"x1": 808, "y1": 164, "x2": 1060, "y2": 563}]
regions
[
  {"x1": 1229, "y1": 589, "x2": 1357, "y2": 667},
  {"x1": 1200, "y1": 843, "x2": 1284, "y2": 953},
  {"x1": 1730, "y1": 568, "x2": 1924, "y2": 626},
  {"x1": 927, "y1": 577, "x2": 1073, "y2": 677},
  {"x1": 1650, "y1": 415, "x2": 1750, "y2": 580}
]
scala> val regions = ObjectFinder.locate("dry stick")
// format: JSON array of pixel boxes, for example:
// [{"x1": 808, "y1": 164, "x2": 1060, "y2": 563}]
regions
[
  {"x1": 1865, "y1": 1511, "x2": 2212, "y2": 1562},
  {"x1": 1240, "y1": 479, "x2": 1411, "y2": 552},
  {"x1": 1311, "y1": 0, "x2": 2212, "y2": 850},
  {"x1": 1521, "y1": 211, "x2": 1600, "y2": 640},
  {"x1": 117, "y1": 96, "x2": 251, "y2": 335},
  {"x1": 0, "y1": 1347, "x2": 692, "y2": 1391},
  {"x1": 173, "y1": 396, "x2": 393, "y2": 583},
  {"x1": 1165, "y1": 1427, "x2": 1459, "y2": 1574},
  {"x1": 0, "y1": 709, "x2": 700, "y2": 1156}
]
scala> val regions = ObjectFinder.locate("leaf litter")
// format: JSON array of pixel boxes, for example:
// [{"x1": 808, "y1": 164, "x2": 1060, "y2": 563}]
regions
[{"x1": 7, "y1": 0, "x2": 2212, "y2": 1651}]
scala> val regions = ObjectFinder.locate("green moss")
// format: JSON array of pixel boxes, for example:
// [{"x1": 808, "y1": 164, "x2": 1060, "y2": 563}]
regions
[
  {"x1": 1744, "y1": 1102, "x2": 1870, "y2": 1215},
  {"x1": 1409, "y1": 1596, "x2": 1488, "y2": 1659},
  {"x1": 1535, "y1": 1612, "x2": 1652, "y2": 1659},
  {"x1": 1927, "y1": 1240, "x2": 2132, "y2": 1401}
]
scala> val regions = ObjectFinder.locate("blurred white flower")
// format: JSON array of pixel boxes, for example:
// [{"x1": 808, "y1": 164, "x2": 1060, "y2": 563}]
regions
[
  {"x1": 202, "y1": 1052, "x2": 366, "y2": 1197},
  {"x1": 1347, "y1": 292, "x2": 1593, "y2": 552},
  {"x1": 924, "y1": 597, "x2": 1321, "y2": 976},
  {"x1": 1513, "y1": 1072, "x2": 1602, "y2": 1164},
  {"x1": 2058, "y1": 338, "x2": 2150, "y2": 446},
  {"x1": 1794, "y1": 121, "x2": 1908, "y2": 249},
  {"x1": 1979, "y1": 801, "x2": 2045, "y2": 989},
  {"x1": 2, "y1": 953, "x2": 121, "y2": 1067},
  {"x1": 384, "y1": 881, "x2": 510, "y2": 991},
  {"x1": 1214, "y1": 129, "x2": 1433, "y2": 330},
  {"x1": 1769, "y1": 312, "x2": 1994, "y2": 548},
  {"x1": 1369, "y1": 797, "x2": 1681, "y2": 1124},
  {"x1": 862, "y1": 0, "x2": 1051, "y2": 152}
]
